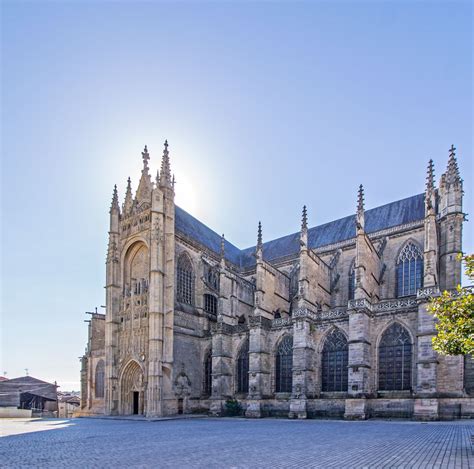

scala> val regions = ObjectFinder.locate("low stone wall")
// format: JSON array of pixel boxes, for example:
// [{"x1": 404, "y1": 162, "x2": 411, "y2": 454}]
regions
[
  {"x1": 308, "y1": 398, "x2": 346, "y2": 418},
  {"x1": 368, "y1": 399, "x2": 414, "y2": 419},
  {"x1": 0, "y1": 407, "x2": 32, "y2": 418},
  {"x1": 439, "y1": 398, "x2": 474, "y2": 420}
]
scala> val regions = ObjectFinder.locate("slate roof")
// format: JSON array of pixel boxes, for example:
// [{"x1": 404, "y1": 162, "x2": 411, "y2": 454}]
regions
[
  {"x1": 175, "y1": 193, "x2": 425, "y2": 270},
  {"x1": 175, "y1": 206, "x2": 242, "y2": 265},
  {"x1": 0, "y1": 376, "x2": 58, "y2": 407}
]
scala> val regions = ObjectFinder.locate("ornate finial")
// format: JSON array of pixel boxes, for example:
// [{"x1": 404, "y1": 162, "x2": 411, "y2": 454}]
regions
[
  {"x1": 301, "y1": 205, "x2": 308, "y2": 231},
  {"x1": 446, "y1": 143, "x2": 461, "y2": 184},
  {"x1": 357, "y1": 184, "x2": 364, "y2": 214},
  {"x1": 220, "y1": 233, "x2": 225, "y2": 259},
  {"x1": 425, "y1": 159, "x2": 436, "y2": 211},
  {"x1": 142, "y1": 145, "x2": 150, "y2": 170},
  {"x1": 356, "y1": 184, "x2": 365, "y2": 231},
  {"x1": 110, "y1": 184, "x2": 119, "y2": 212},
  {"x1": 172, "y1": 174, "x2": 176, "y2": 188},
  {"x1": 123, "y1": 177, "x2": 133, "y2": 215},
  {"x1": 426, "y1": 159, "x2": 435, "y2": 191},
  {"x1": 159, "y1": 139, "x2": 172, "y2": 188},
  {"x1": 257, "y1": 221, "x2": 262, "y2": 249}
]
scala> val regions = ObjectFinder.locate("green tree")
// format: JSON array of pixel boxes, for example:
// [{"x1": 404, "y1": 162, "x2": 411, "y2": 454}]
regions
[{"x1": 429, "y1": 254, "x2": 474, "y2": 355}]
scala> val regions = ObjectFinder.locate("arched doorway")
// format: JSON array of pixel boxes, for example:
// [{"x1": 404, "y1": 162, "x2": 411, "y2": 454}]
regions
[{"x1": 120, "y1": 360, "x2": 145, "y2": 415}]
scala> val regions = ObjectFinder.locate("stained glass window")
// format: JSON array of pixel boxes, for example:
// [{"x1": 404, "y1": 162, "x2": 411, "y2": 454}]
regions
[
  {"x1": 348, "y1": 261, "x2": 356, "y2": 300},
  {"x1": 378, "y1": 323, "x2": 412, "y2": 391},
  {"x1": 276, "y1": 336, "x2": 293, "y2": 393},
  {"x1": 396, "y1": 242, "x2": 423, "y2": 297},
  {"x1": 204, "y1": 350, "x2": 212, "y2": 396},
  {"x1": 237, "y1": 339, "x2": 249, "y2": 394},
  {"x1": 95, "y1": 360, "x2": 105, "y2": 398},
  {"x1": 322, "y1": 329, "x2": 348, "y2": 392},
  {"x1": 177, "y1": 253, "x2": 194, "y2": 305}
]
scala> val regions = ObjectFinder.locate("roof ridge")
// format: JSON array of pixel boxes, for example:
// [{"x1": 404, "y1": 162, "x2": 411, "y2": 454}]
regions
[
  {"x1": 175, "y1": 193, "x2": 425, "y2": 270},
  {"x1": 240, "y1": 193, "x2": 425, "y2": 252}
]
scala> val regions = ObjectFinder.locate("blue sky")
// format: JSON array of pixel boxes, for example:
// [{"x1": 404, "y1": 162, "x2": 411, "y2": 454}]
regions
[{"x1": 1, "y1": 1, "x2": 472, "y2": 390}]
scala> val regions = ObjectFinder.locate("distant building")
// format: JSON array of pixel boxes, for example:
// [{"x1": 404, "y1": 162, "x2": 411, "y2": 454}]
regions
[
  {"x1": 0, "y1": 376, "x2": 58, "y2": 418},
  {"x1": 80, "y1": 142, "x2": 472, "y2": 420},
  {"x1": 58, "y1": 393, "x2": 81, "y2": 418}
]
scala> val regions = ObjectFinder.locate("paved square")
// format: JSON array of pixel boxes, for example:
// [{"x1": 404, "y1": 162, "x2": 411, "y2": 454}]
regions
[{"x1": 0, "y1": 417, "x2": 473, "y2": 468}]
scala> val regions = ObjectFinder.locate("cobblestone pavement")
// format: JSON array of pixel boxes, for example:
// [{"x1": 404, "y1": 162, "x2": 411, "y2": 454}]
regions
[{"x1": 0, "y1": 417, "x2": 473, "y2": 468}]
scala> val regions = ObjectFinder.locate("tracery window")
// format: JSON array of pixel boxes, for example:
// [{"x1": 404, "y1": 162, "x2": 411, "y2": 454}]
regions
[
  {"x1": 275, "y1": 336, "x2": 293, "y2": 393},
  {"x1": 396, "y1": 242, "x2": 423, "y2": 297},
  {"x1": 322, "y1": 329, "x2": 348, "y2": 392},
  {"x1": 204, "y1": 294, "x2": 217, "y2": 316},
  {"x1": 237, "y1": 339, "x2": 249, "y2": 394},
  {"x1": 177, "y1": 253, "x2": 194, "y2": 305},
  {"x1": 203, "y1": 350, "x2": 212, "y2": 396},
  {"x1": 348, "y1": 261, "x2": 356, "y2": 300},
  {"x1": 95, "y1": 360, "x2": 105, "y2": 398},
  {"x1": 378, "y1": 323, "x2": 412, "y2": 391},
  {"x1": 203, "y1": 263, "x2": 219, "y2": 292}
]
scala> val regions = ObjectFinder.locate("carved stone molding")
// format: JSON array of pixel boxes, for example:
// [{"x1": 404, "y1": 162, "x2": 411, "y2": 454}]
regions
[
  {"x1": 292, "y1": 308, "x2": 318, "y2": 321},
  {"x1": 417, "y1": 286, "x2": 440, "y2": 300},
  {"x1": 248, "y1": 315, "x2": 272, "y2": 330},
  {"x1": 271, "y1": 317, "x2": 292, "y2": 328},
  {"x1": 319, "y1": 309, "x2": 348, "y2": 320},
  {"x1": 373, "y1": 298, "x2": 418, "y2": 312},
  {"x1": 348, "y1": 298, "x2": 372, "y2": 311}
]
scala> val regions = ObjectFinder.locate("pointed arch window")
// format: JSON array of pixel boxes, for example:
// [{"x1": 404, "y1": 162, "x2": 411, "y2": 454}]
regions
[
  {"x1": 203, "y1": 350, "x2": 212, "y2": 396},
  {"x1": 275, "y1": 336, "x2": 293, "y2": 393},
  {"x1": 322, "y1": 330, "x2": 348, "y2": 392},
  {"x1": 396, "y1": 242, "x2": 423, "y2": 297},
  {"x1": 237, "y1": 339, "x2": 249, "y2": 394},
  {"x1": 177, "y1": 253, "x2": 194, "y2": 305},
  {"x1": 378, "y1": 323, "x2": 412, "y2": 391},
  {"x1": 348, "y1": 261, "x2": 356, "y2": 300},
  {"x1": 95, "y1": 360, "x2": 105, "y2": 398}
]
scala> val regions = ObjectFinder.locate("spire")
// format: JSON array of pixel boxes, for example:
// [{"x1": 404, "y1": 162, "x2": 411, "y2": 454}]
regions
[
  {"x1": 142, "y1": 145, "x2": 150, "y2": 171},
  {"x1": 425, "y1": 159, "x2": 436, "y2": 211},
  {"x1": 257, "y1": 221, "x2": 262, "y2": 249},
  {"x1": 357, "y1": 184, "x2": 364, "y2": 214},
  {"x1": 426, "y1": 159, "x2": 435, "y2": 192},
  {"x1": 159, "y1": 139, "x2": 173, "y2": 188},
  {"x1": 255, "y1": 221, "x2": 264, "y2": 260},
  {"x1": 446, "y1": 144, "x2": 461, "y2": 184},
  {"x1": 300, "y1": 205, "x2": 308, "y2": 249},
  {"x1": 220, "y1": 233, "x2": 225, "y2": 260},
  {"x1": 123, "y1": 177, "x2": 133, "y2": 216},
  {"x1": 356, "y1": 184, "x2": 365, "y2": 231},
  {"x1": 135, "y1": 145, "x2": 153, "y2": 203},
  {"x1": 110, "y1": 184, "x2": 119, "y2": 213},
  {"x1": 301, "y1": 205, "x2": 308, "y2": 231}
]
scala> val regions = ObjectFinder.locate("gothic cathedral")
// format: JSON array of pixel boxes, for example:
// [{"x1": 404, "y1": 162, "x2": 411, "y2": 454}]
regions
[{"x1": 80, "y1": 142, "x2": 473, "y2": 420}]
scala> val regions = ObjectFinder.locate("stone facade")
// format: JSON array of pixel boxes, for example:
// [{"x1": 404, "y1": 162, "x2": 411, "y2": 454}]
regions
[{"x1": 79, "y1": 143, "x2": 473, "y2": 420}]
